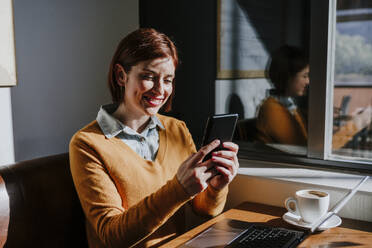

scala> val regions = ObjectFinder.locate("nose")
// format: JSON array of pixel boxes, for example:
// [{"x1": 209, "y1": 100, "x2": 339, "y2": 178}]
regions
[
  {"x1": 305, "y1": 77, "x2": 310, "y2": 85},
  {"x1": 153, "y1": 79, "x2": 165, "y2": 95}
]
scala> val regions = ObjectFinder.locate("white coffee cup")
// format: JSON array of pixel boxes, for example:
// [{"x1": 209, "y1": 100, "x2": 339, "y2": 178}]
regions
[{"x1": 285, "y1": 189, "x2": 330, "y2": 223}]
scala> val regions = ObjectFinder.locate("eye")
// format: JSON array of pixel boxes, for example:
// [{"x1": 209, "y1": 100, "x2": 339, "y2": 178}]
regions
[
  {"x1": 164, "y1": 78, "x2": 173, "y2": 84},
  {"x1": 142, "y1": 74, "x2": 154, "y2": 81}
]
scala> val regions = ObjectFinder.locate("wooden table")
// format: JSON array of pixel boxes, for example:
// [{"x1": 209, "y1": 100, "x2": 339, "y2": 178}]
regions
[{"x1": 160, "y1": 202, "x2": 372, "y2": 248}]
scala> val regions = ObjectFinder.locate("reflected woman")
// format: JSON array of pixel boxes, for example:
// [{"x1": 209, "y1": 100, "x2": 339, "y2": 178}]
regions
[
  {"x1": 256, "y1": 45, "x2": 372, "y2": 149},
  {"x1": 256, "y1": 45, "x2": 309, "y2": 145}
]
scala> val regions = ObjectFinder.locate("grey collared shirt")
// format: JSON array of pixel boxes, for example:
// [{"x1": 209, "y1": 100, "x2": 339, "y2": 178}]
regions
[{"x1": 96, "y1": 104, "x2": 164, "y2": 161}]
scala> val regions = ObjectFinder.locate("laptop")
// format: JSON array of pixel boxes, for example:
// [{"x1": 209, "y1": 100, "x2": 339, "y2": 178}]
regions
[
  {"x1": 178, "y1": 176, "x2": 369, "y2": 247},
  {"x1": 178, "y1": 218, "x2": 308, "y2": 248}
]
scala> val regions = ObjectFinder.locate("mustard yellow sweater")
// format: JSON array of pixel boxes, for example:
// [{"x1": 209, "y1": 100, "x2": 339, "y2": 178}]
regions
[
  {"x1": 256, "y1": 97, "x2": 360, "y2": 149},
  {"x1": 256, "y1": 97, "x2": 307, "y2": 145},
  {"x1": 69, "y1": 114, "x2": 227, "y2": 248}
]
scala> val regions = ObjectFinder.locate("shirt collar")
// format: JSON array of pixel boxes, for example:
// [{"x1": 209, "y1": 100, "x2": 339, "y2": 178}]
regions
[
  {"x1": 270, "y1": 93, "x2": 297, "y2": 113},
  {"x1": 278, "y1": 96, "x2": 297, "y2": 111},
  {"x1": 96, "y1": 103, "x2": 164, "y2": 139}
]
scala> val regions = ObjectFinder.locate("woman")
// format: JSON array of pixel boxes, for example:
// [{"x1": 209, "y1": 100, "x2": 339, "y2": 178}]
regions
[
  {"x1": 69, "y1": 28, "x2": 239, "y2": 248},
  {"x1": 256, "y1": 45, "x2": 309, "y2": 145},
  {"x1": 256, "y1": 45, "x2": 371, "y2": 149}
]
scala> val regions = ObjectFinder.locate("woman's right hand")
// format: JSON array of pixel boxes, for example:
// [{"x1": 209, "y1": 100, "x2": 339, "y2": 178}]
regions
[{"x1": 176, "y1": 139, "x2": 220, "y2": 196}]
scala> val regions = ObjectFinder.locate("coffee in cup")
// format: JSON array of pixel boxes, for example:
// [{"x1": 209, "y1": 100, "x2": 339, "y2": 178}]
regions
[{"x1": 285, "y1": 189, "x2": 330, "y2": 223}]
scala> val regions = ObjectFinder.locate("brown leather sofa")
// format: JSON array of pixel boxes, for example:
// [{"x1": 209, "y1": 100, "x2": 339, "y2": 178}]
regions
[{"x1": 0, "y1": 153, "x2": 88, "y2": 247}]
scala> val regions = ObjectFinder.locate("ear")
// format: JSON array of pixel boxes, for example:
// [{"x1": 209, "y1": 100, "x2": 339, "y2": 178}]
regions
[{"x1": 114, "y1": 64, "x2": 128, "y2": 86}]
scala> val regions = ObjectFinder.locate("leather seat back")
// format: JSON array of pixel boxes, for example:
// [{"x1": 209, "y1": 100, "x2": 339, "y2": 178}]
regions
[{"x1": 0, "y1": 153, "x2": 87, "y2": 247}]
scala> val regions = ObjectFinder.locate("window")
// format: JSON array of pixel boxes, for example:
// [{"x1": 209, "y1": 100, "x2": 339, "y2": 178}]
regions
[
  {"x1": 331, "y1": 0, "x2": 372, "y2": 160},
  {"x1": 308, "y1": 0, "x2": 372, "y2": 166},
  {"x1": 217, "y1": 0, "x2": 311, "y2": 156},
  {"x1": 217, "y1": 0, "x2": 372, "y2": 174}
]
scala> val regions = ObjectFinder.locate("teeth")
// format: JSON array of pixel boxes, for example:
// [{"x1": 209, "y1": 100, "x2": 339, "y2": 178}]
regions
[{"x1": 144, "y1": 96, "x2": 163, "y2": 105}]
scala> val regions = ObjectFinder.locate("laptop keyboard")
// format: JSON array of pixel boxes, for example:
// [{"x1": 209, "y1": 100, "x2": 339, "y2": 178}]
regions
[{"x1": 226, "y1": 224, "x2": 307, "y2": 248}]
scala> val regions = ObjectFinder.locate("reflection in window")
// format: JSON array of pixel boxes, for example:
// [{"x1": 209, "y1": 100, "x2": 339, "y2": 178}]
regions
[
  {"x1": 332, "y1": 0, "x2": 372, "y2": 159},
  {"x1": 218, "y1": 0, "x2": 311, "y2": 156},
  {"x1": 255, "y1": 45, "x2": 309, "y2": 147}
]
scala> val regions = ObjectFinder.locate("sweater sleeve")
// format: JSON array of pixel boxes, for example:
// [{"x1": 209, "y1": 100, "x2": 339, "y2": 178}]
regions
[
  {"x1": 69, "y1": 136, "x2": 192, "y2": 248},
  {"x1": 192, "y1": 185, "x2": 228, "y2": 216}
]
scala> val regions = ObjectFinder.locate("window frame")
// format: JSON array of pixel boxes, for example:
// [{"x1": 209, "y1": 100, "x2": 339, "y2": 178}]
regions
[{"x1": 307, "y1": 0, "x2": 336, "y2": 160}]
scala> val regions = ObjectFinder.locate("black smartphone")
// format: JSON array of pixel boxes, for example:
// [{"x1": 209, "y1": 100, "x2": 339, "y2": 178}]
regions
[{"x1": 201, "y1": 113, "x2": 239, "y2": 161}]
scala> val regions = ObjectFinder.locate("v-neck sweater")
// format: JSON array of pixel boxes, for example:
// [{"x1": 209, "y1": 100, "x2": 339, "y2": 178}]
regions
[
  {"x1": 69, "y1": 114, "x2": 228, "y2": 248},
  {"x1": 256, "y1": 97, "x2": 308, "y2": 145}
]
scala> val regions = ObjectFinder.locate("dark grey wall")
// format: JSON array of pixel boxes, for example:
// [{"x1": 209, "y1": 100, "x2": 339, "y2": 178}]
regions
[
  {"x1": 140, "y1": 0, "x2": 217, "y2": 147},
  {"x1": 11, "y1": 0, "x2": 138, "y2": 161}
]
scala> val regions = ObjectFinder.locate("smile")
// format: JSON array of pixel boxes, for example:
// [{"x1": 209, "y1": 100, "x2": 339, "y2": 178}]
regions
[{"x1": 143, "y1": 96, "x2": 164, "y2": 107}]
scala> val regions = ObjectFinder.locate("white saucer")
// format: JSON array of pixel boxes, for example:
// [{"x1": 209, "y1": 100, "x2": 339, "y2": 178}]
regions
[{"x1": 282, "y1": 212, "x2": 342, "y2": 231}]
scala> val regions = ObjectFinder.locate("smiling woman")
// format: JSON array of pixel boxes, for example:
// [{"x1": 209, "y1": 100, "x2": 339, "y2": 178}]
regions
[
  {"x1": 107, "y1": 28, "x2": 178, "y2": 114},
  {"x1": 69, "y1": 28, "x2": 240, "y2": 248},
  {"x1": 112, "y1": 57, "x2": 175, "y2": 132},
  {"x1": 255, "y1": 45, "x2": 309, "y2": 146}
]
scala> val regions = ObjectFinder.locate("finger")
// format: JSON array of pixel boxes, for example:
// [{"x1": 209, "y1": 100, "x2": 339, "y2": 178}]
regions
[
  {"x1": 198, "y1": 164, "x2": 220, "y2": 184},
  {"x1": 212, "y1": 150, "x2": 236, "y2": 160},
  {"x1": 190, "y1": 139, "x2": 220, "y2": 165},
  {"x1": 186, "y1": 152, "x2": 198, "y2": 162},
  {"x1": 194, "y1": 166, "x2": 215, "y2": 187},
  {"x1": 212, "y1": 152, "x2": 239, "y2": 176},
  {"x1": 180, "y1": 152, "x2": 199, "y2": 170},
  {"x1": 222, "y1": 142, "x2": 239, "y2": 153},
  {"x1": 203, "y1": 169, "x2": 215, "y2": 181},
  {"x1": 214, "y1": 154, "x2": 239, "y2": 176},
  {"x1": 206, "y1": 167, "x2": 219, "y2": 182},
  {"x1": 211, "y1": 156, "x2": 234, "y2": 172},
  {"x1": 199, "y1": 159, "x2": 217, "y2": 171},
  {"x1": 214, "y1": 166, "x2": 233, "y2": 180}
]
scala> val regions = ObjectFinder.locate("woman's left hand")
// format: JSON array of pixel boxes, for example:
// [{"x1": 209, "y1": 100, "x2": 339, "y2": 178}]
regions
[{"x1": 208, "y1": 142, "x2": 239, "y2": 191}]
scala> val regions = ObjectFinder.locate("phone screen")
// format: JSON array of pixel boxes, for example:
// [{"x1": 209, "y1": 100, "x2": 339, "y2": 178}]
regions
[{"x1": 201, "y1": 114, "x2": 238, "y2": 161}]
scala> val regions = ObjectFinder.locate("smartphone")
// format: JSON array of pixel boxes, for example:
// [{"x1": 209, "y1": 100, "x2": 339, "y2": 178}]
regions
[{"x1": 201, "y1": 113, "x2": 239, "y2": 161}]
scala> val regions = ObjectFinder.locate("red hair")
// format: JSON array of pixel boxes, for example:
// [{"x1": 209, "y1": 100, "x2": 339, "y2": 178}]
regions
[{"x1": 108, "y1": 28, "x2": 178, "y2": 112}]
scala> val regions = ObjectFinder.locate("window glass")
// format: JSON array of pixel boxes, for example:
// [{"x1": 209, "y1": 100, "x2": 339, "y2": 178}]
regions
[
  {"x1": 216, "y1": 0, "x2": 311, "y2": 156},
  {"x1": 332, "y1": 0, "x2": 372, "y2": 160}
]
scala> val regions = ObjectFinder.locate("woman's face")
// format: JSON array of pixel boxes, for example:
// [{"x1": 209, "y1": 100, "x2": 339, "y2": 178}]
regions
[
  {"x1": 122, "y1": 57, "x2": 175, "y2": 118},
  {"x1": 287, "y1": 65, "x2": 310, "y2": 97}
]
